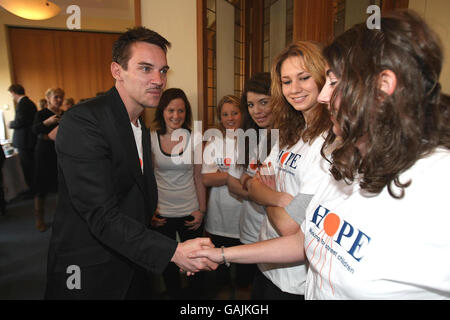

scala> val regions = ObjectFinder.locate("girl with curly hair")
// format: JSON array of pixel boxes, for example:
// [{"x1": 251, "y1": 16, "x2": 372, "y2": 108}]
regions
[{"x1": 191, "y1": 10, "x2": 450, "y2": 300}]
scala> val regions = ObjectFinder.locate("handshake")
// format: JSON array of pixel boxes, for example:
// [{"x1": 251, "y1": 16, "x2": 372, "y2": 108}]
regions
[{"x1": 171, "y1": 237, "x2": 227, "y2": 275}]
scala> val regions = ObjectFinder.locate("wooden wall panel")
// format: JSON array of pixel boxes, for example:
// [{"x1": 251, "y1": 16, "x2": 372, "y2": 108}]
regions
[
  {"x1": 196, "y1": 0, "x2": 208, "y2": 130},
  {"x1": 134, "y1": 0, "x2": 142, "y2": 26},
  {"x1": 97, "y1": 34, "x2": 120, "y2": 95},
  {"x1": 57, "y1": 32, "x2": 97, "y2": 101},
  {"x1": 245, "y1": 0, "x2": 264, "y2": 77},
  {"x1": 8, "y1": 27, "x2": 120, "y2": 106},
  {"x1": 9, "y1": 28, "x2": 60, "y2": 106},
  {"x1": 292, "y1": 0, "x2": 334, "y2": 44},
  {"x1": 381, "y1": 0, "x2": 409, "y2": 13}
]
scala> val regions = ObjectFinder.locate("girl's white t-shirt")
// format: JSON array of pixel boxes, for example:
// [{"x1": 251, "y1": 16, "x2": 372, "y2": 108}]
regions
[
  {"x1": 228, "y1": 165, "x2": 265, "y2": 244},
  {"x1": 150, "y1": 130, "x2": 199, "y2": 218},
  {"x1": 202, "y1": 137, "x2": 242, "y2": 238},
  {"x1": 228, "y1": 135, "x2": 269, "y2": 244},
  {"x1": 258, "y1": 135, "x2": 329, "y2": 295},
  {"x1": 302, "y1": 147, "x2": 450, "y2": 299}
]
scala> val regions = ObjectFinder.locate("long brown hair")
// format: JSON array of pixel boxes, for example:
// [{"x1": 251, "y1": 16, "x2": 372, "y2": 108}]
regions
[
  {"x1": 321, "y1": 10, "x2": 450, "y2": 198},
  {"x1": 239, "y1": 72, "x2": 274, "y2": 168},
  {"x1": 271, "y1": 41, "x2": 331, "y2": 148},
  {"x1": 153, "y1": 88, "x2": 192, "y2": 134}
]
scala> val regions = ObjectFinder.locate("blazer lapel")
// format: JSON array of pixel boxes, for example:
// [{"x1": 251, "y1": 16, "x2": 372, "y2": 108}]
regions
[{"x1": 107, "y1": 87, "x2": 146, "y2": 195}]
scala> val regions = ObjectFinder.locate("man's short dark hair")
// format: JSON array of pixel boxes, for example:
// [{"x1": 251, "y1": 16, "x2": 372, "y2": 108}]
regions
[
  {"x1": 8, "y1": 84, "x2": 25, "y2": 95},
  {"x1": 112, "y1": 27, "x2": 171, "y2": 70}
]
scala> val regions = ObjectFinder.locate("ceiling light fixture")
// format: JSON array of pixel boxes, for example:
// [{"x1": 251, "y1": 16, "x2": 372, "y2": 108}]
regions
[{"x1": 0, "y1": 0, "x2": 61, "y2": 20}]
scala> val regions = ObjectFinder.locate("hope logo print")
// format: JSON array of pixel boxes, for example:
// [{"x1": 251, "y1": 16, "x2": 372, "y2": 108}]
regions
[
  {"x1": 216, "y1": 157, "x2": 232, "y2": 169},
  {"x1": 280, "y1": 152, "x2": 290, "y2": 165},
  {"x1": 248, "y1": 159, "x2": 259, "y2": 172},
  {"x1": 307, "y1": 205, "x2": 371, "y2": 295},
  {"x1": 277, "y1": 150, "x2": 301, "y2": 170}
]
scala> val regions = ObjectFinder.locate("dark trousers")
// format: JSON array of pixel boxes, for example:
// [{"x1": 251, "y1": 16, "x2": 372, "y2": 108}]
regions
[
  {"x1": 124, "y1": 267, "x2": 154, "y2": 300},
  {"x1": 0, "y1": 169, "x2": 5, "y2": 214},
  {"x1": 251, "y1": 268, "x2": 304, "y2": 300},
  {"x1": 152, "y1": 216, "x2": 205, "y2": 299},
  {"x1": 17, "y1": 147, "x2": 34, "y2": 191}
]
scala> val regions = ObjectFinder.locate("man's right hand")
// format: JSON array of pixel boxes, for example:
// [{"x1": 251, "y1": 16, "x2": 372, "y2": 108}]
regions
[{"x1": 171, "y1": 237, "x2": 218, "y2": 273}]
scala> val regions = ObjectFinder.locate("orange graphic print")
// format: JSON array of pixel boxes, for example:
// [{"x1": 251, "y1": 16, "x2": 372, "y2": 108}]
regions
[
  {"x1": 324, "y1": 213, "x2": 340, "y2": 236},
  {"x1": 280, "y1": 152, "x2": 290, "y2": 165},
  {"x1": 306, "y1": 213, "x2": 341, "y2": 296}
]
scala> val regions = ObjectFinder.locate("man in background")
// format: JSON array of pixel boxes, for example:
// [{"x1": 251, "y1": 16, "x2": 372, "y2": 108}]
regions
[{"x1": 8, "y1": 84, "x2": 37, "y2": 195}]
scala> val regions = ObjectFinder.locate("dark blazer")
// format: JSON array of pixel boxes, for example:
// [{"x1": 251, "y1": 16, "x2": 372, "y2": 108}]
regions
[
  {"x1": 45, "y1": 87, "x2": 177, "y2": 299},
  {"x1": 9, "y1": 96, "x2": 37, "y2": 149}
]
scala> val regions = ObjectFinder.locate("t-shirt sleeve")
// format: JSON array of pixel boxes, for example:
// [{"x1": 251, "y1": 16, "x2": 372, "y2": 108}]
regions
[
  {"x1": 201, "y1": 140, "x2": 219, "y2": 174},
  {"x1": 285, "y1": 193, "x2": 314, "y2": 226},
  {"x1": 228, "y1": 164, "x2": 243, "y2": 179}
]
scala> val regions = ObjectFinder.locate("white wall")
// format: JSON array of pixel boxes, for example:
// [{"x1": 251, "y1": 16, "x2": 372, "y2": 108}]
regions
[{"x1": 141, "y1": 0, "x2": 199, "y2": 124}]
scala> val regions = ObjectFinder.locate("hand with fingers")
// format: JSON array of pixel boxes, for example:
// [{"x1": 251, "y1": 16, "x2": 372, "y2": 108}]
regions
[
  {"x1": 150, "y1": 209, "x2": 167, "y2": 228},
  {"x1": 171, "y1": 237, "x2": 218, "y2": 275},
  {"x1": 184, "y1": 210, "x2": 204, "y2": 231},
  {"x1": 255, "y1": 162, "x2": 276, "y2": 191},
  {"x1": 255, "y1": 163, "x2": 293, "y2": 208},
  {"x1": 188, "y1": 246, "x2": 224, "y2": 268}
]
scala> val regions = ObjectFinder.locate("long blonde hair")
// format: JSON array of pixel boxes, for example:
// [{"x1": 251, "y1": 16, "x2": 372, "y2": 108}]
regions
[{"x1": 271, "y1": 41, "x2": 331, "y2": 148}]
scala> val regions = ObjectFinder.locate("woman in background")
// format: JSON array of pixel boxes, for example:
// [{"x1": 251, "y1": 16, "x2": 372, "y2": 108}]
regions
[
  {"x1": 202, "y1": 94, "x2": 245, "y2": 298},
  {"x1": 226, "y1": 72, "x2": 275, "y2": 297},
  {"x1": 32, "y1": 87, "x2": 64, "y2": 232},
  {"x1": 150, "y1": 88, "x2": 206, "y2": 299},
  {"x1": 62, "y1": 98, "x2": 75, "y2": 111},
  {"x1": 49, "y1": 98, "x2": 75, "y2": 141}
]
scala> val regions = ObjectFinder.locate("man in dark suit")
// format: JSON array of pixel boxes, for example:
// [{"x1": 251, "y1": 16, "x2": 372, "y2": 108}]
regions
[
  {"x1": 45, "y1": 27, "x2": 216, "y2": 299},
  {"x1": 8, "y1": 84, "x2": 37, "y2": 193}
]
